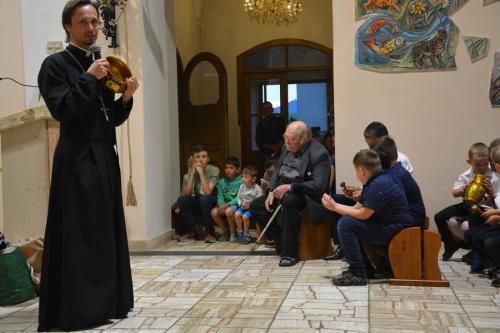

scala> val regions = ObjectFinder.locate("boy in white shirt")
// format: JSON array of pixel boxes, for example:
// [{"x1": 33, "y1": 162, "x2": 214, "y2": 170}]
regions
[
  {"x1": 434, "y1": 143, "x2": 499, "y2": 261},
  {"x1": 228, "y1": 166, "x2": 263, "y2": 244}
]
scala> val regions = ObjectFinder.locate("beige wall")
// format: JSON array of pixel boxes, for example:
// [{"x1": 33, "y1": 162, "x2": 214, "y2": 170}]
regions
[
  {"x1": 106, "y1": 0, "x2": 179, "y2": 242},
  {"x1": 0, "y1": 0, "x2": 25, "y2": 116},
  {"x1": 200, "y1": 0, "x2": 333, "y2": 156},
  {"x1": 175, "y1": 0, "x2": 203, "y2": 66},
  {"x1": 2, "y1": 121, "x2": 49, "y2": 240},
  {"x1": 110, "y1": 0, "x2": 148, "y2": 241},
  {"x1": 332, "y1": 1, "x2": 500, "y2": 228}
]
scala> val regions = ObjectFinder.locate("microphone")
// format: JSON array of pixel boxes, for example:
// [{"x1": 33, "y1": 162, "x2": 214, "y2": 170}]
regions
[{"x1": 90, "y1": 44, "x2": 101, "y2": 60}]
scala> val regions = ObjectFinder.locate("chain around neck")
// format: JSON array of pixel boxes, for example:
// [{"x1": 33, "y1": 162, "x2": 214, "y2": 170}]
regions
[{"x1": 63, "y1": 49, "x2": 109, "y2": 122}]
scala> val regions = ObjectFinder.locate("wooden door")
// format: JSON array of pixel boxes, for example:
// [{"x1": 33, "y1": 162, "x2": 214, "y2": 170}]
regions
[{"x1": 180, "y1": 52, "x2": 228, "y2": 175}]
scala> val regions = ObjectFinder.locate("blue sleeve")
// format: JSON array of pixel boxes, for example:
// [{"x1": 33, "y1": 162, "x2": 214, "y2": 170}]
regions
[{"x1": 360, "y1": 178, "x2": 400, "y2": 213}]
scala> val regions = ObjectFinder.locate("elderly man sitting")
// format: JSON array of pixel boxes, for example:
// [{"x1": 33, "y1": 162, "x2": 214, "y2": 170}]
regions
[{"x1": 250, "y1": 121, "x2": 331, "y2": 267}]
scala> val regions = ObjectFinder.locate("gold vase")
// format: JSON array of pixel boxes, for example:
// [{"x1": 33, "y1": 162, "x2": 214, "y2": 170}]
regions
[{"x1": 464, "y1": 173, "x2": 486, "y2": 214}]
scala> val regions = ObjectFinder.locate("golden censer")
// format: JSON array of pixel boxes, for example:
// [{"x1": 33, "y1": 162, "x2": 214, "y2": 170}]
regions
[
  {"x1": 104, "y1": 56, "x2": 133, "y2": 93},
  {"x1": 464, "y1": 173, "x2": 486, "y2": 214}
]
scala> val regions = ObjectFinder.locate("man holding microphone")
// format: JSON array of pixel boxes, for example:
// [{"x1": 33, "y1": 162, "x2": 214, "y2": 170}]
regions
[{"x1": 37, "y1": 0, "x2": 138, "y2": 331}]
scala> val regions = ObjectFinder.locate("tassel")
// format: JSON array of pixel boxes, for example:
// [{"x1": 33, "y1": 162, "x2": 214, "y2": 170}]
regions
[{"x1": 126, "y1": 176, "x2": 137, "y2": 206}]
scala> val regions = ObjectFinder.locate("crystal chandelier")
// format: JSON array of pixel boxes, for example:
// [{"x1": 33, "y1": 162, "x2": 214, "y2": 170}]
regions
[{"x1": 243, "y1": 0, "x2": 303, "y2": 25}]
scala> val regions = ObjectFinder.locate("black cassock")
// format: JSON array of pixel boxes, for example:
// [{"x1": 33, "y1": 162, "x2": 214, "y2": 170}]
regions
[{"x1": 37, "y1": 44, "x2": 133, "y2": 332}]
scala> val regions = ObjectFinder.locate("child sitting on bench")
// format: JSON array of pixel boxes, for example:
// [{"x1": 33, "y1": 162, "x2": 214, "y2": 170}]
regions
[{"x1": 322, "y1": 149, "x2": 412, "y2": 286}]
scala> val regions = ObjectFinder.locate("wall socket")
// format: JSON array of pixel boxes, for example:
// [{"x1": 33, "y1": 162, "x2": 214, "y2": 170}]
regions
[{"x1": 47, "y1": 41, "x2": 64, "y2": 55}]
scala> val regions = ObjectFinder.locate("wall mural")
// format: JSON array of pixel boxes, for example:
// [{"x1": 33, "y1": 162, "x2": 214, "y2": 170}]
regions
[
  {"x1": 355, "y1": 0, "x2": 469, "y2": 21},
  {"x1": 483, "y1": 0, "x2": 500, "y2": 6},
  {"x1": 463, "y1": 36, "x2": 489, "y2": 63},
  {"x1": 355, "y1": 0, "x2": 464, "y2": 72},
  {"x1": 490, "y1": 52, "x2": 500, "y2": 107}
]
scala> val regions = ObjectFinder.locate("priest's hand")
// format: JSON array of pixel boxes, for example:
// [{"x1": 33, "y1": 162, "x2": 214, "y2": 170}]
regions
[
  {"x1": 87, "y1": 59, "x2": 109, "y2": 80},
  {"x1": 123, "y1": 76, "x2": 139, "y2": 104}
]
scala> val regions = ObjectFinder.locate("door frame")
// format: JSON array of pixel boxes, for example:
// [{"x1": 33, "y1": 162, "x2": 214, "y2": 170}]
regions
[
  {"x1": 237, "y1": 38, "x2": 333, "y2": 167},
  {"x1": 179, "y1": 52, "x2": 228, "y2": 176}
]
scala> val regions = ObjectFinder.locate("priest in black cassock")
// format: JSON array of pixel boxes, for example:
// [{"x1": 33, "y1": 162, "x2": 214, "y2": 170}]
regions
[{"x1": 37, "y1": 1, "x2": 138, "y2": 331}]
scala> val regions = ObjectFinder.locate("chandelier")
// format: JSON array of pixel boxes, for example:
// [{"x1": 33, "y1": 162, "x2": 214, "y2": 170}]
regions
[{"x1": 243, "y1": 0, "x2": 303, "y2": 25}]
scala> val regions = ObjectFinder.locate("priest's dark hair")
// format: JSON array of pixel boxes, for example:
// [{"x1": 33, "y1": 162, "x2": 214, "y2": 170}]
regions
[{"x1": 62, "y1": 0, "x2": 99, "y2": 43}]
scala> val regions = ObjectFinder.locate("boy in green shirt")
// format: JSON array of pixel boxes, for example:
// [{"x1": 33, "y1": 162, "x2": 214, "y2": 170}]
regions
[{"x1": 211, "y1": 156, "x2": 242, "y2": 241}]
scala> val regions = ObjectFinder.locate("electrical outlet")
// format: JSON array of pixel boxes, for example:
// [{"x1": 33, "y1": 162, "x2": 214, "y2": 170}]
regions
[{"x1": 47, "y1": 41, "x2": 64, "y2": 55}]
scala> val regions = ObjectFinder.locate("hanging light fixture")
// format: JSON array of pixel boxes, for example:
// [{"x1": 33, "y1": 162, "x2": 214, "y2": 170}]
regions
[{"x1": 243, "y1": 0, "x2": 303, "y2": 25}]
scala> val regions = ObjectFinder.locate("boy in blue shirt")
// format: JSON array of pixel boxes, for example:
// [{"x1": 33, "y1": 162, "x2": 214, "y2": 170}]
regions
[
  {"x1": 211, "y1": 156, "x2": 242, "y2": 241},
  {"x1": 322, "y1": 149, "x2": 412, "y2": 286},
  {"x1": 373, "y1": 136, "x2": 425, "y2": 227}
]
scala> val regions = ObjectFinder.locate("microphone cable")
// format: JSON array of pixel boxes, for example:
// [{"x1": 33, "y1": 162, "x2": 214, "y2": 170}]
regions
[{"x1": 0, "y1": 77, "x2": 38, "y2": 88}]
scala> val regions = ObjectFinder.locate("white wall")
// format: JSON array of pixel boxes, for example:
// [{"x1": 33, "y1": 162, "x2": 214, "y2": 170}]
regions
[
  {"x1": 332, "y1": 1, "x2": 500, "y2": 228},
  {"x1": 21, "y1": 0, "x2": 67, "y2": 109},
  {"x1": 142, "y1": 0, "x2": 180, "y2": 239},
  {"x1": 0, "y1": 0, "x2": 25, "y2": 116}
]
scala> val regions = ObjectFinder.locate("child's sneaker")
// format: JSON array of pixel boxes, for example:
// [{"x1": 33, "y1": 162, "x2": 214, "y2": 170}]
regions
[
  {"x1": 230, "y1": 232, "x2": 240, "y2": 243},
  {"x1": 470, "y1": 251, "x2": 483, "y2": 274},
  {"x1": 240, "y1": 233, "x2": 252, "y2": 244},
  {"x1": 223, "y1": 228, "x2": 231, "y2": 241},
  {"x1": 264, "y1": 240, "x2": 275, "y2": 248},
  {"x1": 204, "y1": 233, "x2": 216, "y2": 243},
  {"x1": 442, "y1": 243, "x2": 459, "y2": 261},
  {"x1": 177, "y1": 231, "x2": 196, "y2": 242},
  {"x1": 332, "y1": 271, "x2": 367, "y2": 286}
]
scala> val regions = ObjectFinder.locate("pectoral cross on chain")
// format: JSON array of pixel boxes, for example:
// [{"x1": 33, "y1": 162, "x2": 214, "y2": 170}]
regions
[{"x1": 101, "y1": 105, "x2": 110, "y2": 122}]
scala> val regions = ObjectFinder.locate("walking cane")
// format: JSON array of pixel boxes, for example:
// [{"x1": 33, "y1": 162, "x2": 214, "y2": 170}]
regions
[{"x1": 249, "y1": 204, "x2": 282, "y2": 254}]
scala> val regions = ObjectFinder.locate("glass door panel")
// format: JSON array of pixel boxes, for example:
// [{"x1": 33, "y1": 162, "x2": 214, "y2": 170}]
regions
[
  {"x1": 288, "y1": 82, "x2": 328, "y2": 136},
  {"x1": 248, "y1": 77, "x2": 287, "y2": 153}
]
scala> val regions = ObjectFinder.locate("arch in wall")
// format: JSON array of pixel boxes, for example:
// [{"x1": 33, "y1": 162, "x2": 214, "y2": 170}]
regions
[{"x1": 179, "y1": 52, "x2": 228, "y2": 176}]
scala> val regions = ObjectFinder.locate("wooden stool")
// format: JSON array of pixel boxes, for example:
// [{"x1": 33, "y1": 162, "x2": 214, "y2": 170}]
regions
[
  {"x1": 298, "y1": 210, "x2": 333, "y2": 261},
  {"x1": 388, "y1": 227, "x2": 449, "y2": 287}
]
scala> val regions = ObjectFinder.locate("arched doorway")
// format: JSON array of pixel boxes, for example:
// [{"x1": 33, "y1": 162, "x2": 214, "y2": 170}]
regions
[
  {"x1": 179, "y1": 52, "x2": 228, "y2": 176},
  {"x1": 237, "y1": 39, "x2": 333, "y2": 169}
]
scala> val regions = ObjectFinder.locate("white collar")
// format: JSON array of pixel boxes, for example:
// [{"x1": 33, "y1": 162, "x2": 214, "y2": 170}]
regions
[{"x1": 69, "y1": 42, "x2": 92, "y2": 57}]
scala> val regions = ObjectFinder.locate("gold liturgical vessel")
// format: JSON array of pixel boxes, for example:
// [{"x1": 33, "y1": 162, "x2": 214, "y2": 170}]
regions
[
  {"x1": 464, "y1": 173, "x2": 486, "y2": 214},
  {"x1": 104, "y1": 56, "x2": 132, "y2": 93}
]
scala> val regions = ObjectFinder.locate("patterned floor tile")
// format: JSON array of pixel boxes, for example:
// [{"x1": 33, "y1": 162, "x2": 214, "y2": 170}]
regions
[{"x1": 3, "y1": 249, "x2": 500, "y2": 332}]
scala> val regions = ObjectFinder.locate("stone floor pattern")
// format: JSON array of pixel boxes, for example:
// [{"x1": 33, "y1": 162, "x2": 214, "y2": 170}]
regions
[{"x1": 1, "y1": 248, "x2": 499, "y2": 333}]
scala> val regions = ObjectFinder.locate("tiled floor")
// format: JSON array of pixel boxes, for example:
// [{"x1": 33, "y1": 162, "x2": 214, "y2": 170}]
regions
[{"x1": 1, "y1": 246, "x2": 499, "y2": 333}]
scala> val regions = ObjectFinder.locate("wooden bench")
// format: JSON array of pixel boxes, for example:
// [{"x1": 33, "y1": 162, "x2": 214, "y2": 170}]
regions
[
  {"x1": 298, "y1": 210, "x2": 333, "y2": 261},
  {"x1": 261, "y1": 210, "x2": 332, "y2": 260},
  {"x1": 366, "y1": 218, "x2": 449, "y2": 287},
  {"x1": 387, "y1": 226, "x2": 448, "y2": 286}
]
